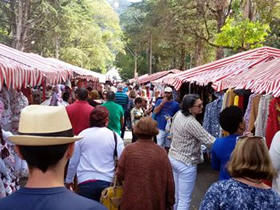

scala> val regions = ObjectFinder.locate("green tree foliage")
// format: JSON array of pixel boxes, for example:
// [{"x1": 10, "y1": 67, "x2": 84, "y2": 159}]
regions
[
  {"x1": 265, "y1": 18, "x2": 280, "y2": 48},
  {"x1": 215, "y1": 17, "x2": 270, "y2": 50},
  {"x1": 116, "y1": 0, "x2": 279, "y2": 80},
  {"x1": 0, "y1": 0, "x2": 124, "y2": 72}
]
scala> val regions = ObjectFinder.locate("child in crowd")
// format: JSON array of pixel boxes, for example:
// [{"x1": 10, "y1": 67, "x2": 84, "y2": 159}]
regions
[{"x1": 130, "y1": 97, "x2": 144, "y2": 142}]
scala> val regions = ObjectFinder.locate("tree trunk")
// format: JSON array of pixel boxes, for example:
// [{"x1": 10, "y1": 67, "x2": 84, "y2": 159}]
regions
[
  {"x1": 149, "y1": 32, "x2": 152, "y2": 74},
  {"x1": 11, "y1": 0, "x2": 31, "y2": 51},
  {"x1": 214, "y1": 0, "x2": 227, "y2": 59},
  {"x1": 179, "y1": 46, "x2": 186, "y2": 70},
  {"x1": 216, "y1": 10, "x2": 225, "y2": 60},
  {"x1": 134, "y1": 51, "x2": 138, "y2": 78},
  {"x1": 243, "y1": 0, "x2": 254, "y2": 20},
  {"x1": 55, "y1": 34, "x2": 60, "y2": 59},
  {"x1": 194, "y1": 38, "x2": 204, "y2": 66}
]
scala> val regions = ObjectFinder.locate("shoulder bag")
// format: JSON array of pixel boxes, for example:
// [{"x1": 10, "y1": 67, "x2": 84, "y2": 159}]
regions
[{"x1": 100, "y1": 131, "x2": 123, "y2": 210}]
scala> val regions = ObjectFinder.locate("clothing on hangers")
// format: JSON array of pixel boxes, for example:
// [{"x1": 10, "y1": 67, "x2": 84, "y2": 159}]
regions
[
  {"x1": 266, "y1": 97, "x2": 280, "y2": 148},
  {"x1": 203, "y1": 95, "x2": 223, "y2": 138},
  {"x1": 244, "y1": 94, "x2": 256, "y2": 131},
  {"x1": 248, "y1": 95, "x2": 261, "y2": 133},
  {"x1": 255, "y1": 95, "x2": 272, "y2": 137}
]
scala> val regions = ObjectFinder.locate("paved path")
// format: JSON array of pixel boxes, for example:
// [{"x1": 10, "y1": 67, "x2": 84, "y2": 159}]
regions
[
  {"x1": 123, "y1": 130, "x2": 219, "y2": 210},
  {"x1": 190, "y1": 162, "x2": 219, "y2": 209}
]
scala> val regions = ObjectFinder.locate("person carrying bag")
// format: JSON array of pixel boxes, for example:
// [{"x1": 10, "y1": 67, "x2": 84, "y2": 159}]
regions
[{"x1": 100, "y1": 131, "x2": 123, "y2": 210}]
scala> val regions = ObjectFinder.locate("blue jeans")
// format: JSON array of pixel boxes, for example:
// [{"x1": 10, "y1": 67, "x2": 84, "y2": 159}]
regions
[
  {"x1": 157, "y1": 129, "x2": 171, "y2": 148},
  {"x1": 169, "y1": 156, "x2": 197, "y2": 210},
  {"x1": 78, "y1": 180, "x2": 111, "y2": 201}
]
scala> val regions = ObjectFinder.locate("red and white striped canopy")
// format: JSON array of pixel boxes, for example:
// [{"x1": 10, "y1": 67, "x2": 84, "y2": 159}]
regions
[
  {"x1": 219, "y1": 57, "x2": 280, "y2": 97},
  {"x1": 0, "y1": 44, "x2": 70, "y2": 88},
  {"x1": 0, "y1": 55, "x2": 43, "y2": 90},
  {"x1": 152, "y1": 71, "x2": 182, "y2": 85},
  {"x1": 46, "y1": 58, "x2": 100, "y2": 82},
  {"x1": 0, "y1": 44, "x2": 100, "y2": 90},
  {"x1": 129, "y1": 74, "x2": 149, "y2": 84},
  {"x1": 138, "y1": 69, "x2": 181, "y2": 84},
  {"x1": 164, "y1": 47, "x2": 280, "y2": 91}
]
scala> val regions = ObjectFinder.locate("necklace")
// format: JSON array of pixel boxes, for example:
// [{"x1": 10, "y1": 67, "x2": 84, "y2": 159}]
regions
[{"x1": 241, "y1": 177, "x2": 262, "y2": 184}]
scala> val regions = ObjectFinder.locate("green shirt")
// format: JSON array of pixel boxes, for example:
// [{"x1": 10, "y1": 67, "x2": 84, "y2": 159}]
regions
[{"x1": 102, "y1": 101, "x2": 124, "y2": 135}]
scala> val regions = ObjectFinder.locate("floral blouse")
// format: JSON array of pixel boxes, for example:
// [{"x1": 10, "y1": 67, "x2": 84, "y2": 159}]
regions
[
  {"x1": 0, "y1": 130, "x2": 28, "y2": 198},
  {"x1": 200, "y1": 179, "x2": 280, "y2": 210},
  {"x1": 130, "y1": 107, "x2": 144, "y2": 127}
]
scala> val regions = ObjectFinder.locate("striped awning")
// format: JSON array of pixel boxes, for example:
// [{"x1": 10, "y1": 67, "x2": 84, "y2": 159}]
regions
[
  {"x1": 219, "y1": 57, "x2": 280, "y2": 97},
  {"x1": 129, "y1": 74, "x2": 148, "y2": 83},
  {"x1": 0, "y1": 44, "x2": 101, "y2": 90},
  {"x1": 164, "y1": 47, "x2": 280, "y2": 92},
  {"x1": 46, "y1": 58, "x2": 100, "y2": 82},
  {"x1": 138, "y1": 69, "x2": 181, "y2": 84}
]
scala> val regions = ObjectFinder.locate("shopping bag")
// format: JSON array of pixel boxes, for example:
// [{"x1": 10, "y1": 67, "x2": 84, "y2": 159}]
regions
[{"x1": 100, "y1": 183, "x2": 123, "y2": 210}]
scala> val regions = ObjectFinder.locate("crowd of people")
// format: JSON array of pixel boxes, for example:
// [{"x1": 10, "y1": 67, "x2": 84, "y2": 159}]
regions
[{"x1": 0, "y1": 80, "x2": 280, "y2": 210}]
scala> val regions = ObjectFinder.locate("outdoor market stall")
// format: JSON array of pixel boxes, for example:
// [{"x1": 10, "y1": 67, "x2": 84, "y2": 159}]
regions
[
  {"x1": 164, "y1": 47, "x2": 280, "y2": 91},
  {"x1": 162, "y1": 47, "x2": 280, "y2": 148},
  {"x1": 0, "y1": 43, "x2": 104, "y2": 198}
]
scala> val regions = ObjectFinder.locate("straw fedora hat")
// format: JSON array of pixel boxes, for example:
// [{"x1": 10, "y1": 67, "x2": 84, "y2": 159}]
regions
[{"x1": 8, "y1": 105, "x2": 82, "y2": 146}]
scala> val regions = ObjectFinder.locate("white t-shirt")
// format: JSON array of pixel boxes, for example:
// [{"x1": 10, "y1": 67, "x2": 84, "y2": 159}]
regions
[{"x1": 66, "y1": 127, "x2": 124, "y2": 184}]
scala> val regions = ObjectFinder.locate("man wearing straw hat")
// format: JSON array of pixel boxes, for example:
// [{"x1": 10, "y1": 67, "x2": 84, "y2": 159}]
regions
[{"x1": 0, "y1": 105, "x2": 106, "y2": 210}]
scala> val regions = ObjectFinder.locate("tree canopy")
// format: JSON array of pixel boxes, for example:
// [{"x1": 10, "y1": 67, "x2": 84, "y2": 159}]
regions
[
  {"x1": 0, "y1": 0, "x2": 124, "y2": 72},
  {"x1": 0, "y1": 0, "x2": 279, "y2": 80},
  {"x1": 116, "y1": 0, "x2": 280, "y2": 80}
]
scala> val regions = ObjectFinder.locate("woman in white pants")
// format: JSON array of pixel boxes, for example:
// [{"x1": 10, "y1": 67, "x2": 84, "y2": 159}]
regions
[{"x1": 169, "y1": 94, "x2": 215, "y2": 210}]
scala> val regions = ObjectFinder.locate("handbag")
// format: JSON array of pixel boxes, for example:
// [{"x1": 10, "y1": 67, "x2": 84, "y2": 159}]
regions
[{"x1": 100, "y1": 132, "x2": 123, "y2": 210}]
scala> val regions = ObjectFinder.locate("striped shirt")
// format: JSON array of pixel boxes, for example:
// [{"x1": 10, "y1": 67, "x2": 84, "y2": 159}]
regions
[
  {"x1": 169, "y1": 111, "x2": 215, "y2": 165},
  {"x1": 115, "y1": 91, "x2": 129, "y2": 111}
]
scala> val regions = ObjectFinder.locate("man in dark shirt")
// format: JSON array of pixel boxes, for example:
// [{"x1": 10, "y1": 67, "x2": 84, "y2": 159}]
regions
[{"x1": 0, "y1": 105, "x2": 106, "y2": 210}]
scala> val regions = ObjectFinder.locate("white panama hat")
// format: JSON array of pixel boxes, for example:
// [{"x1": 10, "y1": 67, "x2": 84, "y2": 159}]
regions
[{"x1": 8, "y1": 105, "x2": 82, "y2": 146}]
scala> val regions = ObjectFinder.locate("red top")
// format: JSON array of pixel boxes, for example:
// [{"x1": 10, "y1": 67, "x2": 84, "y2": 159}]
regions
[
  {"x1": 66, "y1": 100, "x2": 94, "y2": 135},
  {"x1": 266, "y1": 98, "x2": 280, "y2": 148}
]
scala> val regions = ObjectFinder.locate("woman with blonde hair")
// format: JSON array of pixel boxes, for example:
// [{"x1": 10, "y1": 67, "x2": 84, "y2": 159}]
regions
[
  {"x1": 200, "y1": 136, "x2": 280, "y2": 210},
  {"x1": 116, "y1": 117, "x2": 175, "y2": 210}
]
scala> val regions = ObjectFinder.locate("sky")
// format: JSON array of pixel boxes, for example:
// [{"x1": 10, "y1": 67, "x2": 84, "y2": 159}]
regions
[{"x1": 128, "y1": 0, "x2": 142, "y2": 2}]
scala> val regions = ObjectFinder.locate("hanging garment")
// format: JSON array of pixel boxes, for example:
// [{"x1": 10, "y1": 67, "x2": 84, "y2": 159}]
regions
[
  {"x1": 266, "y1": 98, "x2": 280, "y2": 148},
  {"x1": 234, "y1": 95, "x2": 239, "y2": 106},
  {"x1": 221, "y1": 91, "x2": 229, "y2": 111},
  {"x1": 203, "y1": 95, "x2": 223, "y2": 138},
  {"x1": 10, "y1": 90, "x2": 28, "y2": 133},
  {"x1": 0, "y1": 130, "x2": 28, "y2": 198},
  {"x1": 238, "y1": 95, "x2": 244, "y2": 110},
  {"x1": 0, "y1": 88, "x2": 12, "y2": 131},
  {"x1": 244, "y1": 94, "x2": 256, "y2": 131},
  {"x1": 225, "y1": 89, "x2": 236, "y2": 107},
  {"x1": 255, "y1": 95, "x2": 272, "y2": 137},
  {"x1": 248, "y1": 95, "x2": 261, "y2": 133}
]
